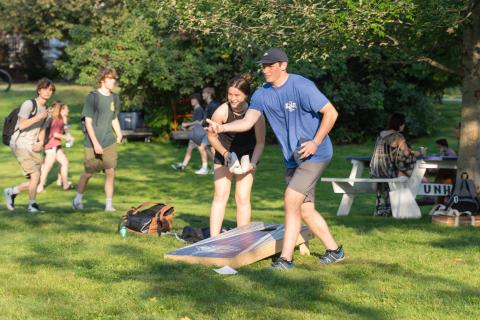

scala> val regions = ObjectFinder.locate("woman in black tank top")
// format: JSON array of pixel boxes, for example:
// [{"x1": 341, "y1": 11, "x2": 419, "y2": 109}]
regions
[{"x1": 208, "y1": 75, "x2": 266, "y2": 237}]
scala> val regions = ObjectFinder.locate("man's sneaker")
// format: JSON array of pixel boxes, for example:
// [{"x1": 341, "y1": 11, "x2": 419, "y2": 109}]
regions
[
  {"x1": 27, "y1": 203, "x2": 41, "y2": 213},
  {"x1": 72, "y1": 199, "x2": 84, "y2": 210},
  {"x1": 195, "y1": 167, "x2": 209, "y2": 175},
  {"x1": 4, "y1": 188, "x2": 16, "y2": 211},
  {"x1": 319, "y1": 245, "x2": 345, "y2": 265},
  {"x1": 105, "y1": 207, "x2": 116, "y2": 212},
  {"x1": 270, "y1": 257, "x2": 294, "y2": 270},
  {"x1": 171, "y1": 163, "x2": 186, "y2": 170}
]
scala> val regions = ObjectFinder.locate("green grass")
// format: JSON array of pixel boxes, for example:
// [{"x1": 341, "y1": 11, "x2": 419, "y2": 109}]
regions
[{"x1": 0, "y1": 84, "x2": 479, "y2": 320}]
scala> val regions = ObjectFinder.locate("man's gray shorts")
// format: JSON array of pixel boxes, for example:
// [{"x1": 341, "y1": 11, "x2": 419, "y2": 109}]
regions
[{"x1": 285, "y1": 161, "x2": 330, "y2": 203}]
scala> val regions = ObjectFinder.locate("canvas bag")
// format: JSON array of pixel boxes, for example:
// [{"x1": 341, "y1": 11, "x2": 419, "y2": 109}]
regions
[
  {"x1": 122, "y1": 202, "x2": 175, "y2": 235},
  {"x1": 388, "y1": 180, "x2": 422, "y2": 219},
  {"x1": 445, "y1": 172, "x2": 480, "y2": 214}
]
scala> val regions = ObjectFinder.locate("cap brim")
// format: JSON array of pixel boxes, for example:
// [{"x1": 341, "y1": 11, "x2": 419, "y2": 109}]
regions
[{"x1": 257, "y1": 59, "x2": 286, "y2": 64}]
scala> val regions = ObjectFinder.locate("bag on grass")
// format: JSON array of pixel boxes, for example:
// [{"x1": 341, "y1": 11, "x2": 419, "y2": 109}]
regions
[
  {"x1": 121, "y1": 202, "x2": 175, "y2": 235},
  {"x1": 445, "y1": 172, "x2": 480, "y2": 215}
]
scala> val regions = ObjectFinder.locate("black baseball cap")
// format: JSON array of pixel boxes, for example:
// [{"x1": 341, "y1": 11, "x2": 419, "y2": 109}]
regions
[{"x1": 257, "y1": 48, "x2": 289, "y2": 64}]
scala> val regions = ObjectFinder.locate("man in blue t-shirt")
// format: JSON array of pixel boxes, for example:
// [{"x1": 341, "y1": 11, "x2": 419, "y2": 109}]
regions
[{"x1": 207, "y1": 48, "x2": 344, "y2": 269}]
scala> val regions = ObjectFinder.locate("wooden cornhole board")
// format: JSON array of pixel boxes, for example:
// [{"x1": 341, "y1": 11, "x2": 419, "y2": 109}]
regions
[
  {"x1": 432, "y1": 214, "x2": 480, "y2": 227},
  {"x1": 165, "y1": 222, "x2": 313, "y2": 268}
]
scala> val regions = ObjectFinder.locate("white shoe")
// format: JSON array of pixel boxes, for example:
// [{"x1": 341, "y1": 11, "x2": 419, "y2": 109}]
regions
[
  {"x1": 72, "y1": 199, "x2": 84, "y2": 210},
  {"x1": 195, "y1": 167, "x2": 209, "y2": 175},
  {"x1": 4, "y1": 188, "x2": 15, "y2": 211},
  {"x1": 105, "y1": 207, "x2": 116, "y2": 212},
  {"x1": 27, "y1": 203, "x2": 41, "y2": 213}
]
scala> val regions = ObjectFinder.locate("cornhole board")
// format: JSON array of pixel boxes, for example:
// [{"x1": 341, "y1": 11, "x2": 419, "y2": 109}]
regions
[
  {"x1": 432, "y1": 214, "x2": 480, "y2": 227},
  {"x1": 165, "y1": 222, "x2": 313, "y2": 268}
]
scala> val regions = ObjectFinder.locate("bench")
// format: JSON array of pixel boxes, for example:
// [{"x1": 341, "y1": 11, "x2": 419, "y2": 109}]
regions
[
  {"x1": 121, "y1": 129, "x2": 154, "y2": 143},
  {"x1": 321, "y1": 156, "x2": 457, "y2": 218}
]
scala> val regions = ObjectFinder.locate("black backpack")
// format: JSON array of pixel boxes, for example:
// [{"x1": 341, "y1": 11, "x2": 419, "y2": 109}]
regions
[
  {"x1": 81, "y1": 91, "x2": 119, "y2": 135},
  {"x1": 446, "y1": 172, "x2": 480, "y2": 214},
  {"x1": 2, "y1": 99, "x2": 37, "y2": 146}
]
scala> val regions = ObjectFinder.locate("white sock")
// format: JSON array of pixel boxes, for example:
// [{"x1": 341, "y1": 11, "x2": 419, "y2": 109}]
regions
[
  {"x1": 28, "y1": 199, "x2": 36, "y2": 205},
  {"x1": 201, "y1": 163, "x2": 208, "y2": 170},
  {"x1": 12, "y1": 187, "x2": 19, "y2": 195},
  {"x1": 105, "y1": 198, "x2": 113, "y2": 209},
  {"x1": 74, "y1": 193, "x2": 83, "y2": 203}
]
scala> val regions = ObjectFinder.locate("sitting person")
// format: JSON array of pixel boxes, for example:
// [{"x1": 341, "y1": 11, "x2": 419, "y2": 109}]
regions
[
  {"x1": 37, "y1": 101, "x2": 74, "y2": 192},
  {"x1": 435, "y1": 138, "x2": 456, "y2": 157},
  {"x1": 434, "y1": 138, "x2": 457, "y2": 203},
  {"x1": 370, "y1": 113, "x2": 417, "y2": 216}
]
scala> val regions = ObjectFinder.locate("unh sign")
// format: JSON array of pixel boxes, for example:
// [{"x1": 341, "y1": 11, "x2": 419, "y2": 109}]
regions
[{"x1": 417, "y1": 183, "x2": 453, "y2": 196}]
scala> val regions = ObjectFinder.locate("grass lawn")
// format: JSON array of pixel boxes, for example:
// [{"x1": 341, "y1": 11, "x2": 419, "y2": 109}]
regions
[{"x1": 0, "y1": 84, "x2": 478, "y2": 320}]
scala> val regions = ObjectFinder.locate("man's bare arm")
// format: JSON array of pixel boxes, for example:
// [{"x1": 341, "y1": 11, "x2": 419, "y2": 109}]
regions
[{"x1": 299, "y1": 102, "x2": 338, "y2": 158}]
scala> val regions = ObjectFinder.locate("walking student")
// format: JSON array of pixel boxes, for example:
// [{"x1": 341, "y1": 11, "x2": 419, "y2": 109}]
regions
[
  {"x1": 208, "y1": 75, "x2": 265, "y2": 237},
  {"x1": 171, "y1": 93, "x2": 210, "y2": 174},
  {"x1": 4, "y1": 78, "x2": 55, "y2": 212},
  {"x1": 37, "y1": 101, "x2": 74, "y2": 192},
  {"x1": 207, "y1": 48, "x2": 344, "y2": 269},
  {"x1": 72, "y1": 67, "x2": 122, "y2": 212}
]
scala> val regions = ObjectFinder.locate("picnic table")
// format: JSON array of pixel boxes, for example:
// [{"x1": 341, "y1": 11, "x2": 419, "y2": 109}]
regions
[{"x1": 321, "y1": 155, "x2": 458, "y2": 218}]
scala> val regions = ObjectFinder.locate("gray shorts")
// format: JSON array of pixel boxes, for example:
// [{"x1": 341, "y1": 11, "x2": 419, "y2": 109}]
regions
[
  {"x1": 188, "y1": 136, "x2": 209, "y2": 149},
  {"x1": 285, "y1": 161, "x2": 330, "y2": 203}
]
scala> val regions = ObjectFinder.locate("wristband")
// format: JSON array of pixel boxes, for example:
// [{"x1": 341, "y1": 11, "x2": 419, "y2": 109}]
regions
[{"x1": 223, "y1": 150, "x2": 229, "y2": 157}]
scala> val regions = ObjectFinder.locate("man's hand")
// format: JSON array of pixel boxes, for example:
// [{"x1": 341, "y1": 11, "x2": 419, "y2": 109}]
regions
[
  {"x1": 93, "y1": 143, "x2": 104, "y2": 155},
  {"x1": 32, "y1": 141, "x2": 43, "y2": 152},
  {"x1": 298, "y1": 140, "x2": 319, "y2": 159},
  {"x1": 39, "y1": 109, "x2": 49, "y2": 120},
  {"x1": 116, "y1": 135, "x2": 123, "y2": 144},
  {"x1": 206, "y1": 119, "x2": 223, "y2": 134}
]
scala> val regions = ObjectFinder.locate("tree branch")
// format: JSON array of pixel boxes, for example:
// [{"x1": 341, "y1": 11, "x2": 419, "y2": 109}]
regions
[{"x1": 417, "y1": 56, "x2": 462, "y2": 75}]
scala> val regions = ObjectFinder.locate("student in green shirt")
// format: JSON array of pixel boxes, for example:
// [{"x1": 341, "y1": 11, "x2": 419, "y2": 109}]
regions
[{"x1": 72, "y1": 67, "x2": 123, "y2": 212}]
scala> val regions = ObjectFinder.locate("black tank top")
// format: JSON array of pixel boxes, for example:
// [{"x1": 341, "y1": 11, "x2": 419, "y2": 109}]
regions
[{"x1": 218, "y1": 103, "x2": 256, "y2": 155}]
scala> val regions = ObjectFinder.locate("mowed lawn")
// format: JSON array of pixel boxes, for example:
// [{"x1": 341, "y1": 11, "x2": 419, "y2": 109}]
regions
[{"x1": 0, "y1": 84, "x2": 478, "y2": 320}]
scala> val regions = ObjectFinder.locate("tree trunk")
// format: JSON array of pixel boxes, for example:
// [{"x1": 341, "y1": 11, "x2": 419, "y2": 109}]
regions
[{"x1": 459, "y1": 1, "x2": 480, "y2": 193}]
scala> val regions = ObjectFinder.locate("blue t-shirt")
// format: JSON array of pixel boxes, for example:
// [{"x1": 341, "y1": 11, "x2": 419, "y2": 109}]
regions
[{"x1": 250, "y1": 74, "x2": 333, "y2": 168}]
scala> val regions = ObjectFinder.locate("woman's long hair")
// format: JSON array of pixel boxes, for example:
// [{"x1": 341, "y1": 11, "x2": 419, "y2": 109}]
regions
[{"x1": 50, "y1": 101, "x2": 65, "y2": 120}]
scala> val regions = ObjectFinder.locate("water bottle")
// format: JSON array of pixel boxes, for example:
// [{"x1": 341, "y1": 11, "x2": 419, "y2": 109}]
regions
[
  {"x1": 65, "y1": 133, "x2": 73, "y2": 148},
  {"x1": 119, "y1": 225, "x2": 128, "y2": 238}
]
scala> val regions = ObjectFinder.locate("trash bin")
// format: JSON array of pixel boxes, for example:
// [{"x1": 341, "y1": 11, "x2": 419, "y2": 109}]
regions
[{"x1": 119, "y1": 111, "x2": 144, "y2": 130}]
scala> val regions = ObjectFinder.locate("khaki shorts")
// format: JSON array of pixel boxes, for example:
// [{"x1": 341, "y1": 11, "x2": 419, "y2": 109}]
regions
[
  {"x1": 285, "y1": 161, "x2": 330, "y2": 203},
  {"x1": 13, "y1": 148, "x2": 43, "y2": 178},
  {"x1": 84, "y1": 143, "x2": 117, "y2": 173}
]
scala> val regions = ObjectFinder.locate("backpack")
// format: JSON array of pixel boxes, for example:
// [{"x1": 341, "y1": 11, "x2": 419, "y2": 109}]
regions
[
  {"x1": 81, "y1": 91, "x2": 119, "y2": 135},
  {"x1": 2, "y1": 99, "x2": 37, "y2": 146},
  {"x1": 446, "y1": 172, "x2": 480, "y2": 214},
  {"x1": 121, "y1": 202, "x2": 175, "y2": 235}
]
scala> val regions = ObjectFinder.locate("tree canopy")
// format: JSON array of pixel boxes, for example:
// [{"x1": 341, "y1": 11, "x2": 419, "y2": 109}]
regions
[{"x1": 0, "y1": 0, "x2": 469, "y2": 142}]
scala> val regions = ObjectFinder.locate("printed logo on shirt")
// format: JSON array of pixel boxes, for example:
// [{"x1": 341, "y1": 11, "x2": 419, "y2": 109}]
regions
[
  {"x1": 110, "y1": 101, "x2": 115, "y2": 111},
  {"x1": 285, "y1": 101, "x2": 297, "y2": 112}
]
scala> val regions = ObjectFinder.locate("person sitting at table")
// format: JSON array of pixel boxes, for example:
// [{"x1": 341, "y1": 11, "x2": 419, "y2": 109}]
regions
[
  {"x1": 433, "y1": 138, "x2": 457, "y2": 204},
  {"x1": 369, "y1": 113, "x2": 417, "y2": 216},
  {"x1": 435, "y1": 138, "x2": 456, "y2": 157}
]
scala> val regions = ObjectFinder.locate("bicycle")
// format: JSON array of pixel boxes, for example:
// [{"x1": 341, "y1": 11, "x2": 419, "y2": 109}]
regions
[{"x1": 0, "y1": 68, "x2": 12, "y2": 92}]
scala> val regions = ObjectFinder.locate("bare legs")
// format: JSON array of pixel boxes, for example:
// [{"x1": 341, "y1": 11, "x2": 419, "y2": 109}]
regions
[
  {"x1": 280, "y1": 187, "x2": 338, "y2": 261},
  {"x1": 209, "y1": 164, "x2": 254, "y2": 237}
]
